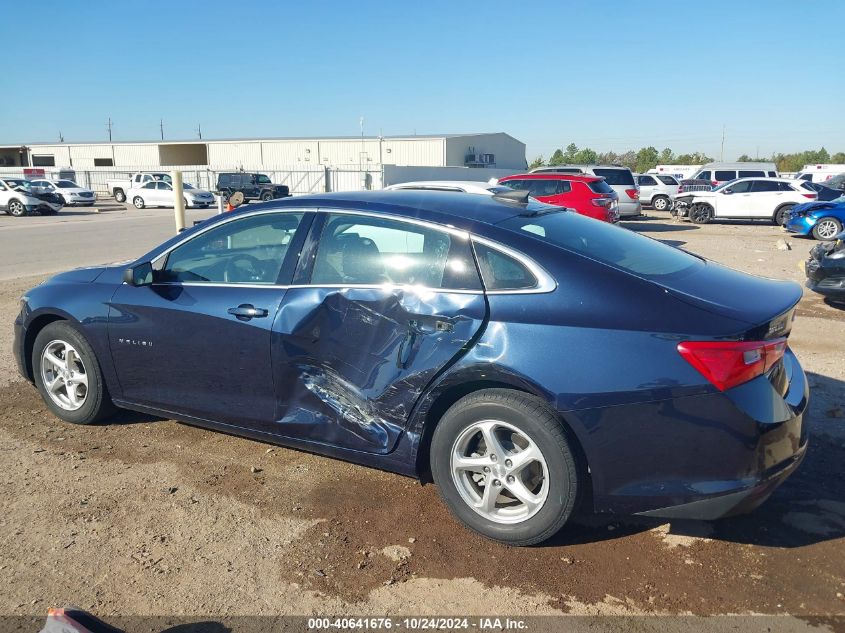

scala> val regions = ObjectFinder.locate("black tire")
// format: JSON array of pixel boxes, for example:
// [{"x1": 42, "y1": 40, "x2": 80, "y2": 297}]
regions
[
  {"x1": 812, "y1": 217, "x2": 843, "y2": 241},
  {"x1": 430, "y1": 388, "x2": 581, "y2": 546},
  {"x1": 7, "y1": 198, "x2": 27, "y2": 217},
  {"x1": 773, "y1": 204, "x2": 794, "y2": 226},
  {"x1": 260, "y1": 191, "x2": 273, "y2": 202},
  {"x1": 32, "y1": 321, "x2": 116, "y2": 425},
  {"x1": 689, "y1": 202, "x2": 713, "y2": 224},
  {"x1": 652, "y1": 195, "x2": 670, "y2": 212},
  {"x1": 114, "y1": 189, "x2": 126, "y2": 203},
  {"x1": 132, "y1": 196, "x2": 145, "y2": 209}
]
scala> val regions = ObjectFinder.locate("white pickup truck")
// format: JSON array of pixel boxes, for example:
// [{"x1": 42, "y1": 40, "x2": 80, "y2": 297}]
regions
[{"x1": 107, "y1": 172, "x2": 171, "y2": 203}]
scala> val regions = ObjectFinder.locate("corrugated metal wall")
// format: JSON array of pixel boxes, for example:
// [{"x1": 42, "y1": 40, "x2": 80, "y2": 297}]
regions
[{"x1": 444, "y1": 134, "x2": 527, "y2": 170}]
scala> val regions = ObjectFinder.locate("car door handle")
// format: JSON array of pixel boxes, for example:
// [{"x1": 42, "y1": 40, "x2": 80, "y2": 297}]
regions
[{"x1": 228, "y1": 304, "x2": 268, "y2": 320}]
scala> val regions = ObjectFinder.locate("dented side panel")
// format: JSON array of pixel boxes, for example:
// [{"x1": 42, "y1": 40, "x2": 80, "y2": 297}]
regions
[{"x1": 265, "y1": 286, "x2": 487, "y2": 453}]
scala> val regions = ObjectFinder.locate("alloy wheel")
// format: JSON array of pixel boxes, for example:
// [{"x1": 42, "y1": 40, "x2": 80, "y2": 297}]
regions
[
  {"x1": 450, "y1": 420, "x2": 549, "y2": 524},
  {"x1": 816, "y1": 219, "x2": 840, "y2": 240},
  {"x1": 653, "y1": 197, "x2": 668, "y2": 211},
  {"x1": 40, "y1": 339, "x2": 89, "y2": 411}
]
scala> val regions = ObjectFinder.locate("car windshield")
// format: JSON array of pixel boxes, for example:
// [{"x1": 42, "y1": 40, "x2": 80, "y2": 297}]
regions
[
  {"x1": 183, "y1": 183, "x2": 195, "y2": 189},
  {"x1": 498, "y1": 212, "x2": 702, "y2": 280},
  {"x1": 257, "y1": 175, "x2": 272, "y2": 184},
  {"x1": 4, "y1": 179, "x2": 32, "y2": 192},
  {"x1": 56, "y1": 180, "x2": 78, "y2": 188},
  {"x1": 592, "y1": 168, "x2": 635, "y2": 186}
]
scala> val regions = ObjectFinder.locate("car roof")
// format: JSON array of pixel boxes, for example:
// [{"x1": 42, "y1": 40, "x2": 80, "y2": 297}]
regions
[
  {"x1": 502, "y1": 173, "x2": 601, "y2": 181},
  {"x1": 385, "y1": 180, "x2": 499, "y2": 190},
  {"x1": 230, "y1": 190, "x2": 549, "y2": 230}
]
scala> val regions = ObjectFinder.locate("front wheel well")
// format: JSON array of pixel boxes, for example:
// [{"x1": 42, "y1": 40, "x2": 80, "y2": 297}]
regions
[
  {"x1": 415, "y1": 381, "x2": 592, "y2": 509},
  {"x1": 23, "y1": 314, "x2": 66, "y2": 380}
]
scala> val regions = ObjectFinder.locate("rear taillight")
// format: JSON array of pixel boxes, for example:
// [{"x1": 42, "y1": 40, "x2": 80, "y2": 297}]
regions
[
  {"x1": 592, "y1": 195, "x2": 613, "y2": 207},
  {"x1": 677, "y1": 338, "x2": 787, "y2": 391},
  {"x1": 677, "y1": 186, "x2": 683, "y2": 193},
  {"x1": 625, "y1": 188, "x2": 639, "y2": 200},
  {"x1": 802, "y1": 193, "x2": 817, "y2": 199}
]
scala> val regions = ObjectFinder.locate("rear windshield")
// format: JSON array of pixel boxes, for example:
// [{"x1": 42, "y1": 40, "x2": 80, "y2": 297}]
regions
[
  {"x1": 498, "y1": 212, "x2": 701, "y2": 280},
  {"x1": 800, "y1": 182, "x2": 817, "y2": 191},
  {"x1": 587, "y1": 180, "x2": 614, "y2": 194},
  {"x1": 592, "y1": 168, "x2": 635, "y2": 186}
]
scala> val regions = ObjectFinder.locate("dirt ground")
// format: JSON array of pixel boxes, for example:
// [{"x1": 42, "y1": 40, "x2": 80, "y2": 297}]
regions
[{"x1": 0, "y1": 212, "x2": 843, "y2": 628}]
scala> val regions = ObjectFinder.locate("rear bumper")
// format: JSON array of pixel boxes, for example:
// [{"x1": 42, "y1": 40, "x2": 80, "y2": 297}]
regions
[
  {"x1": 636, "y1": 443, "x2": 806, "y2": 520},
  {"x1": 618, "y1": 199, "x2": 642, "y2": 217}
]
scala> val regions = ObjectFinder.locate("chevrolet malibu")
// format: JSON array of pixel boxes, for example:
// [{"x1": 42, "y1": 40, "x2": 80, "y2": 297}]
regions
[{"x1": 14, "y1": 191, "x2": 808, "y2": 545}]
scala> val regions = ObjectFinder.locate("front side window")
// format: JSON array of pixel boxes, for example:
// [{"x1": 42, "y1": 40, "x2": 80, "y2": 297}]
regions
[
  {"x1": 142, "y1": 182, "x2": 156, "y2": 189},
  {"x1": 256, "y1": 174, "x2": 272, "y2": 185},
  {"x1": 311, "y1": 214, "x2": 474, "y2": 289},
  {"x1": 160, "y1": 213, "x2": 304, "y2": 284},
  {"x1": 697, "y1": 171, "x2": 712, "y2": 181},
  {"x1": 725, "y1": 180, "x2": 752, "y2": 193}
]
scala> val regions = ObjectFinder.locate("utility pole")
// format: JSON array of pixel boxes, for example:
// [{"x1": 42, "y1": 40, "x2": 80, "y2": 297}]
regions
[
  {"x1": 720, "y1": 125, "x2": 725, "y2": 161},
  {"x1": 196, "y1": 124, "x2": 202, "y2": 140},
  {"x1": 160, "y1": 119, "x2": 165, "y2": 141},
  {"x1": 58, "y1": 131, "x2": 64, "y2": 143},
  {"x1": 106, "y1": 117, "x2": 113, "y2": 142}
]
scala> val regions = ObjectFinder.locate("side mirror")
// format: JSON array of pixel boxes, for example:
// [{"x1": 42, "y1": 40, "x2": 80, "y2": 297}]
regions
[
  {"x1": 123, "y1": 262, "x2": 154, "y2": 286},
  {"x1": 723, "y1": 189, "x2": 732, "y2": 195}
]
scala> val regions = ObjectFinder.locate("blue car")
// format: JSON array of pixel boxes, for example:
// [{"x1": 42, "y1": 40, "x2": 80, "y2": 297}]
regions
[
  {"x1": 783, "y1": 199, "x2": 845, "y2": 240},
  {"x1": 13, "y1": 191, "x2": 809, "y2": 545}
]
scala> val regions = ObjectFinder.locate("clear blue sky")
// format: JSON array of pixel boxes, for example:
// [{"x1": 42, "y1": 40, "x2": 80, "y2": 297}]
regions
[{"x1": 2, "y1": 0, "x2": 843, "y2": 160}]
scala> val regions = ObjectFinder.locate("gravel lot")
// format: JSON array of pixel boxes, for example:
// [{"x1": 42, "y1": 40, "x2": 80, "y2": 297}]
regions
[{"x1": 0, "y1": 206, "x2": 843, "y2": 628}]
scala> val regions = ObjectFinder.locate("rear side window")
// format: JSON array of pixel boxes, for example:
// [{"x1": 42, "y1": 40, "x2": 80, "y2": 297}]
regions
[
  {"x1": 715, "y1": 170, "x2": 737, "y2": 181},
  {"x1": 768, "y1": 171, "x2": 777, "y2": 177},
  {"x1": 473, "y1": 242, "x2": 537, "y2": 290},
  {"x1": 739, "y1": 170, "x2": 765, "y2": 178},
  {"x1": 657, "y1": 175, "x2": 678, "y2": 185},
  {"x1": 593, "y1": 168, "x2": 635, "y2": 186},
  {"x1": 638, "y1": 175, "x2": 658, "y2": 186},
  {"x1": 587, "y1": 180, "x2": 614, "y2": 194},
  {"x1": 498, "y1": 213, "x2": 701, "y2": 280},
  {"x1": 750, "y1": 180, "x2": 779, "y2": 192},
  {"x1": 526, "y1": 179, "x2": 570, "y2": 197},
  {"x1": 800, "y1": 182, "x2": 816, "y2": 191}
]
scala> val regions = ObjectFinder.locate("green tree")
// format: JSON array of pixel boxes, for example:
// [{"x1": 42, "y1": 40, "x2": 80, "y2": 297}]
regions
[
  {"x1": 574, "y1": 147, "x2": 598, "y2": 164},
  {"x1": 617, "y1": 151, "x2": 637, "y2": 171},
  {"x1": 528, "y1": 155, "x2": 545, "y2": 170},
  {"x1": 831, "y1": 152, "x2": 845, "y2": 163},
  {"x1": 659, "y1": 147, "x2": 675, "y2": 164},
  {"x1": 737, "y1": 154, "x2": 754, "y2": 162},
  {"x1": 598, "y1": 151, "x2": 619, "y2": 165},
  {"x1": 635, "y1": 146, "x2": 659, "y2": 173},
  {"x1": 563, "y1": 143, "x2": 579, "y2": 163},
  {"x1": 548, "y1": 149, "x2": 565, "y2": 166}
]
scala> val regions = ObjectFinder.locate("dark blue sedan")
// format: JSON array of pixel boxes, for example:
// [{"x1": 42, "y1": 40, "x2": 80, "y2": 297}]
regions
[
  {"x1": 13, "y1": 191, "x2": 809, "y2": 545},
  {"x1": 784, "y1": 199, "x2": 845, "y2": 240}
]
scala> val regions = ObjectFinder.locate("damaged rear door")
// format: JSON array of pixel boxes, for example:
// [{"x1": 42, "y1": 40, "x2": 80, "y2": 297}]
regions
[{"x1": 263, "y1": 211, "x2": 487, "y2": 454}]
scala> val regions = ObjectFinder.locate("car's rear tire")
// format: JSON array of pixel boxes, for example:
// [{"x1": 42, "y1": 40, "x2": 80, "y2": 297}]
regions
[
  {"x1": 114, "y1": 189, "x2": 126, "y2": 203},
  {"x1": 32, "y1": 322, "x2": 115, "y2": 425},
  {"x1": 812, "y1": 217, "x2": 843, "y2": 241},
  {"x1": 652, "y1": 195, "x2": 670, "y2": 211},
  {"x1": 430, "y1": 388, "x2": 581, "y2": 546},
  {"x1": 689, "y1": 202, "x2": 713, "y2": 224},
  {"x1": 7, "y1": 199, "x2": 27, "y2": 217},
  {"x1": 773, "y1": 204, "x2": 794, "y2": 226},
  {"x1": 132, "y1": 196, "x2": 145, "y2": 209}
]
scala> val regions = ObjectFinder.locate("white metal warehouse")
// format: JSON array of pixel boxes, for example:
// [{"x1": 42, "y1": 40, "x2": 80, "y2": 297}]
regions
[{"x1": 0, "y1": 133, "x2": 526, "y2": 171}]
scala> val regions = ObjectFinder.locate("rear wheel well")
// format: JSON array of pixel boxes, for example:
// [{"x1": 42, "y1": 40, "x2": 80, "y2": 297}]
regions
[
  {"x1": 415, "y1": 381, "x2": 593, "y2": 509},
  {"x1": 23, "y1": 315, "x2": 66, "y2": 380}
]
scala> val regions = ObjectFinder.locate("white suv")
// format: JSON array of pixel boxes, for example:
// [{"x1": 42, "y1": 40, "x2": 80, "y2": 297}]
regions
[
  {"x1": 0, "y1": 177, "x2": 64, "y2": 217},
  {"x1": 636, "y1": 173, "x2": 678, "y2": 211},
  {"x1": 675, "y1": 178, "x2": 817, "y2": 225}
]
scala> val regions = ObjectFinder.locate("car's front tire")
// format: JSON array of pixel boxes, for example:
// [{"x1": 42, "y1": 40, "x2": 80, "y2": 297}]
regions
[
  {"x1": 261, "y1": 192, "x2": 273, "y2": 202},
  {"x1": 813, "y1": 217, "x2": 843, "y2": 241},
  {"x1": 689, "y1": 202, "x2": 713, "y2": 224},
  {"x1": 430, "y1": 389, "x2": 581, "y2": 546},
  {"x1": 32, "y1": 321, "x2": 115, "y2": 425},
  {"x1": 133, "y1": 196, "x2": 145, "y2": 209}
]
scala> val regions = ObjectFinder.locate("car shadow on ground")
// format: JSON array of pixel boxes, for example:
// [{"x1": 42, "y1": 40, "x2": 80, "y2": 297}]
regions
[
  {"x1": 543, "y1": 372, "x2": 845, "y2": 549},
  {"x1": 621, "y1": 220, "x2": 699, "y2": 233}
]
